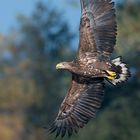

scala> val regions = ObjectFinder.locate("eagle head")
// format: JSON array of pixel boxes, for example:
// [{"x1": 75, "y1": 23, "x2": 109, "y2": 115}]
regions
[{"x1": 56, "y1": 61, "x2": 76, "y2": 71}]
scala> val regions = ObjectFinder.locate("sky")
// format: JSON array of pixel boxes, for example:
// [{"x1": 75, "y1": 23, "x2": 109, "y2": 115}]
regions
[
  {"x1": 0, "y1": 0, "x2": 120, "y2": 58},
  {"x1": 0, "y1": 0, "x2": 120, "y2": 36},
  {"x1": 0, "y1": 0, "x2": 80, "y2": 35},
  {"x1": 0, "y1": 0, "x2": 35, "y2": 34}
]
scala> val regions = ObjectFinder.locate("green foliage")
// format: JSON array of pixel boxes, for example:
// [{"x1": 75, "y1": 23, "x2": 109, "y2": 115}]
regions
[
  {"x1": 0, "y1": 1, "x2": 140, "y2": 140},
  {"x1": 15, "y1": 2, "x2": 76, "y2": 130}
]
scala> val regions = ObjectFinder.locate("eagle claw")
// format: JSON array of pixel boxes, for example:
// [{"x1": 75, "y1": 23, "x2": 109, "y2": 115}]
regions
[{"x1": 106, "y1": 70, "x2": 116, "y2": 80}]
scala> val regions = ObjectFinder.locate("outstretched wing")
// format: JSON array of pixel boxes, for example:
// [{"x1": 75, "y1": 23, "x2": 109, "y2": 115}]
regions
[
  {"x1": 78, "y1": 0, "x2": 117, "y2": 60},
  {"x1": 48, "y1": 75, "x2": 105, "y2": 137}
]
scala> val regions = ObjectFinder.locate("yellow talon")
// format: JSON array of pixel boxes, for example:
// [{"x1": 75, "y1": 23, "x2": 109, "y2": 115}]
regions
[
  {"x1": 106, "y1": 70, "x2": 116, "y2": 77},
  {"x1": 106, "y1": 70, "x2": 117, "y2": 80},
  {"x1": 106, "y1": 75, "x2": 115, "y2": 80}
]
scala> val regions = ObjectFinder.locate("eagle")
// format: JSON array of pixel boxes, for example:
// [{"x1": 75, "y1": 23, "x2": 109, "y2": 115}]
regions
[{"x1": 48, "y1": 0, "x2": 130, "y2": 138}]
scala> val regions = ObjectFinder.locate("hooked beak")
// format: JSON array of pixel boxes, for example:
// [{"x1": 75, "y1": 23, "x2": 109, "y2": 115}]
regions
[{"x1": 56, "y1": 63, "x2": 64, "y2": 69}]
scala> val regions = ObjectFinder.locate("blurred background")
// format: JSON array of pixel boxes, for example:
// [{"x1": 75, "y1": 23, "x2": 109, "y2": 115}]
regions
[{"x1": 0, "y1": 0, "x2": 140, "y2": 140}]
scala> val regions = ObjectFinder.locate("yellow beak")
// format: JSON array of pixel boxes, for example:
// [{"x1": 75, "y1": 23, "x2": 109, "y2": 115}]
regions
[{"x1": 56, "y1": 63, "x2": 64, "y2": 69}]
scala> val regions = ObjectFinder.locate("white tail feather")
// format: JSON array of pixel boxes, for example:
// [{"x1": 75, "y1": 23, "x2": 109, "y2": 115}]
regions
[{"x1": 111, "y1": 57, "x2": 130, "y2": 85}]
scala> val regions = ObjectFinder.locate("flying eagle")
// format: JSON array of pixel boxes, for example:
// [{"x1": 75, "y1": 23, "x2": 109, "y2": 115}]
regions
[{"x1": 48, "y1": 0, "x2": 130, "y2": 137}]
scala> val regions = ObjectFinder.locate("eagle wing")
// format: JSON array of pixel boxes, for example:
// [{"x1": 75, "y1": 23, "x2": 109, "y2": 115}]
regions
[
  {"x1": 48, "y1": 75, "x2": 104, "y2": 137},
  {"x1": 78, "y1": 0, "x2": 117, "y2": 60}
]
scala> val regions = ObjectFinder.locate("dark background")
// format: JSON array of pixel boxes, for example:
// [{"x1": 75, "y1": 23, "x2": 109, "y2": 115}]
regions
[{"x1": 0, "y1": 0, "x2": 139, "y2": 140}]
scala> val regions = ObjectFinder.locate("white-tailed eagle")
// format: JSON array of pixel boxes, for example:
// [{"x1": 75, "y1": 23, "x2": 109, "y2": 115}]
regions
[{"x1": 48, "y1": 0, "x2": 130, "y2": 138}]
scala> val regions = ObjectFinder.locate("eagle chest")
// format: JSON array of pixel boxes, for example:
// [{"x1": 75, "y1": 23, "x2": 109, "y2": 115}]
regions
[
  {"x1": 79, "y1": 57, "x2": 111, "y2": 75},
  {"x1": 80, "y1": 58, "x2": 102, "y2": 69}
]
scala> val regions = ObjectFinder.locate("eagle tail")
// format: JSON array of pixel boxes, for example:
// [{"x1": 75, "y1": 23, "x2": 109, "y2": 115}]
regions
[{"x1": 110, "y1": 57, "x2": 131, "y2": 85}]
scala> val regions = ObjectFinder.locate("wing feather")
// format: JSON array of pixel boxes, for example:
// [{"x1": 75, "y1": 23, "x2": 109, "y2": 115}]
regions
[
  {"x1": 48, "y1": 75, "x2": 105, "y2": 137},
  {"x1": 78, "y1": 0, "x2": 117, "y2": 60}
]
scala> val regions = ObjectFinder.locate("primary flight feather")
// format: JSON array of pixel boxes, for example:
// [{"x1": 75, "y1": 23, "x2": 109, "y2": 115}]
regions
[{"x1": 48, "y1": 0, "x2": 130, "y2": 137}]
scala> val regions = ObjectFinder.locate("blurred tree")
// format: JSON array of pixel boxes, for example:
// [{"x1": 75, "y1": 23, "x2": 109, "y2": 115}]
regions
[
  {"x1": 13, "y1": 1, "x2": 75, "y2": 139},
  {"x1": 0, "y1": 0, "x2": 140, "y2": 140},
  {"x1": 10, "y1": 1, "x2": 140, "y2": 140},
  {"x1": 0, "y1": 1, "x2": 75, "y2": 140}
]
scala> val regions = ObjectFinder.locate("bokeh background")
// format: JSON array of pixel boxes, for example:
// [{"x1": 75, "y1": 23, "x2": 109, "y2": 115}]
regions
[{"x1": 0, "y1": 0, "x2": 140, "y2": 140}]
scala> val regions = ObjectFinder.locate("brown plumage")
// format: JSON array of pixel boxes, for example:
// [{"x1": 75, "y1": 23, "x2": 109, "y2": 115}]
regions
[
  {"x1": 78, "y1": 0, "x2": 117, "y2": 60},
  {"x1": 48, "y1": 0, "x2": 130, "y2": 137},
  {"x1": 49, "y1": 76, "x2": 104, "y2": 137}
]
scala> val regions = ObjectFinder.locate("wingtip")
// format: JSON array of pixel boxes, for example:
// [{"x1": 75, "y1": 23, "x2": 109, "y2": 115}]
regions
[
  {"x1": 48, "y1": 123, "x2": 57, "y2": 134},
  {"x1": 80, "y1": 0, "x2": 84, "y2": 12},
  {"x1": 46, "y1": 121, "x2": 69, "y2": 138}
]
